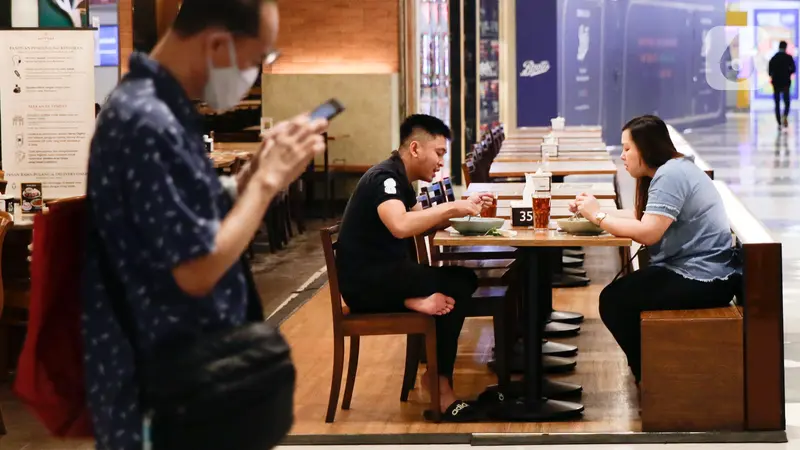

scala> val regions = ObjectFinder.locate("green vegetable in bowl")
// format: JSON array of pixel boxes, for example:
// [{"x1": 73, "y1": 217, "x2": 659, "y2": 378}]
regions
[{"x1": 484, "y1": 228, "x2": 503, "y2": 237}]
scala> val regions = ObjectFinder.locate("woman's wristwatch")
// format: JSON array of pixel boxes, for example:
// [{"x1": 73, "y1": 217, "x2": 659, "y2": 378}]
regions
[{"x1": 594, "y1": 212, "x2": 608, "y2": 225}]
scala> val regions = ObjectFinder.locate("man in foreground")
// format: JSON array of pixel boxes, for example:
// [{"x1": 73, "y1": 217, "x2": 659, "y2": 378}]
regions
[
  {"x1": 769, "y1": 40, "x2": 796, "y2": 128},
  {"x1": 336, "y1": 114, "x2": 492, "y2": 421},
  {"x1": 83, "y1": 0, "x2": 326, "y2": 448}
]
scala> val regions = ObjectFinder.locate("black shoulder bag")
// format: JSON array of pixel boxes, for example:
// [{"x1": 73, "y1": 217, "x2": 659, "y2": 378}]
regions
[{"x1": 97, "y1": 231, "x2": 296, "y2": 450}]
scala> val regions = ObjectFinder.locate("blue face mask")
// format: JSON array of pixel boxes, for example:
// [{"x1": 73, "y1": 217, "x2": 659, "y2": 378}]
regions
[{"x1": 202, "y1": 39, "x2": 260, "y2": 112}]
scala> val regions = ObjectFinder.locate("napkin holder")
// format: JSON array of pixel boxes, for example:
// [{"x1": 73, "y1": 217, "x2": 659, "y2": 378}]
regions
[
  {"x1": 541, "y1": 142, "x2": 559, "y2": 157},
  {"x1": 531, "y1": 171, "x2": 552, "y2": 192}
]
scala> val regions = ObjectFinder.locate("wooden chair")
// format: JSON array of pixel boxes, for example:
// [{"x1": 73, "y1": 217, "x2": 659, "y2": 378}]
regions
[
  {"x1": 441, "y1": 178, "x2": 456, "y2": 202},
  {"x1": 461, "y1": 161, "x2": 473, "y2": 185},
  {"x1": 320, "y1": 225, "x2": 441, "y2": 423},
  {"x1": 428, "y1": 182, "x2": 446, "y2": 206},
  {"x1": 413, "y1": 233, "x2": 513, "y2": 388}
]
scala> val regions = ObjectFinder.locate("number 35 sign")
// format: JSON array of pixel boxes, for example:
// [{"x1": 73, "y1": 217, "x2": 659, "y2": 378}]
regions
[{"x1": 512, "y1": 207, "x2": 534, "y2": 227}]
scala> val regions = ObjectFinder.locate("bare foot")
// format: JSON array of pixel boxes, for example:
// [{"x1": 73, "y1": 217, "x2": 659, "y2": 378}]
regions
[
  {"x1": 405, "y1": 293, "x2": 455, "y2": 316},
  {"x1": 421, "y1": 372, "x2": 458, "y2": 413}
]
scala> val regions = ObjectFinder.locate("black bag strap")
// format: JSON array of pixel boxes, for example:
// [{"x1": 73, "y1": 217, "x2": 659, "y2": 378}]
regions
[{"x1": 612, "y1": 245, "x2": 646, "y2": 283}]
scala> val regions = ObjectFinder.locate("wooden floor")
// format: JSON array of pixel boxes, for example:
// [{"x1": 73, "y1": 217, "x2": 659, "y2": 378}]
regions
[{"x1": 282, "y1": 247, "x2": 640, "y2": 437}]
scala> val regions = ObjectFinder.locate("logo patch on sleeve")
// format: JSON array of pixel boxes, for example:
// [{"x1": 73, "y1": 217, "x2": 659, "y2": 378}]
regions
[{"x1": 384, "y1": 178, "x2": 397, "y2": 194}]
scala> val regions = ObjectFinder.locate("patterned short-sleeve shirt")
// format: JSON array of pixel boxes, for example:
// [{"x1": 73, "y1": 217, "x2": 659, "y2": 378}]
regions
[{"x1": 82, "y1": 53, "x2": 254, "y2": 450}]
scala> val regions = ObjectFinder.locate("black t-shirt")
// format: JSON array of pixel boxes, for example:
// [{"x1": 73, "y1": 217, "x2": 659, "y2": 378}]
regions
[
  {"x1": 769, "y1": 52, "x2": 797, "y2": 88},
  {"x1": 337, "y1": 153, "x2": 417, "y2": 282}
]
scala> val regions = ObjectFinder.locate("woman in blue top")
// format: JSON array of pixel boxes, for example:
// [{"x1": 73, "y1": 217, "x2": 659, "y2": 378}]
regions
[{"x1": 571, "y1": 115, "x2": 740, "y2": 384}]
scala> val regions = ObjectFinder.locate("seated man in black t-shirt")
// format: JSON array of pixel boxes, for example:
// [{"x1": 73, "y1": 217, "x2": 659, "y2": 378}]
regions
[{"x1": 336, "y1": 114, "x2": 492, "y2": 421}]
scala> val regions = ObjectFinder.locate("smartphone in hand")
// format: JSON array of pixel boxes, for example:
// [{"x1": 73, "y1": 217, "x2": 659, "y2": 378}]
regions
[{"x1": 309, "y1": 98, "x2": 345, "y2": 122}]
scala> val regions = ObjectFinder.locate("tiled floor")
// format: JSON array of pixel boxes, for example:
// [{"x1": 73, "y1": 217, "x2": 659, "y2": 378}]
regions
[
  {"x1": 679, "y1": 112, "x2": 800, "y2": 404},
  {"x1": 2, "y1": 112, "x2": 800, "y2": 448}
]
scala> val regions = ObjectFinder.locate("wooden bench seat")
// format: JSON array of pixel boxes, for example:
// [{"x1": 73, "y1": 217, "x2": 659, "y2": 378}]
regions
[
  {"x1": 639, "y1": 180, "x2": 784, "y2": 433},
  {"x1": 641, "y1": 305, "x2": 743, "y2": 431}
]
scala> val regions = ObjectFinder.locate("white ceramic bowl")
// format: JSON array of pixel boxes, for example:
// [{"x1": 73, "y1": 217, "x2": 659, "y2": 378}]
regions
[
  {"x1": 557, "y1": 217, "x2": 603, "y2": 235},
  {"x1": 449, "y1": 217, "x2": 505, "y2": 235}
]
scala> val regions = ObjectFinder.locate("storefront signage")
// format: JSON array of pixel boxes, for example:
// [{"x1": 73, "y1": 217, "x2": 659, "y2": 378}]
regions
[
  {"x1": 560, "y1": 0, "x2": 603, "y2": 126},
  {"x1": 516, "y1": 0, "x2": 558, "y2": 127}
]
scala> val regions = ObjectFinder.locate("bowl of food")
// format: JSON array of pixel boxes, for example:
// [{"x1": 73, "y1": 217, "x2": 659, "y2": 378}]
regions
[
  {"x1": 449, "y1": 216, "x2": 505, "y2": 235},
  {"x1": 557, "y1": 216, "x2": 604, "y2": 235}
]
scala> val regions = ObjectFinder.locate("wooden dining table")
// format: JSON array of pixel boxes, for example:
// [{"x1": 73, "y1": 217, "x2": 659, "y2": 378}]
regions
[
  {"x1": 508, "y1": 126, "x2": 603, "y2": 138},
  {"x1": 433, "y1": 224, "x2": 631, "y2": 420},
  {"x1": 494, "y1": 152, "x2": 611, "y2": 163},
  {"x1": 465, "y1": 182, "x2": 618, "y2": 200},
  {"x1": 493, "y1": 201, "x2": 618, "y2": 221},
  {"x1": 499, "y1": 143, "x2": 608, "y2": 153},
  {"x1": 490, "y1": 160, "x2": 618, "y2": 179}
]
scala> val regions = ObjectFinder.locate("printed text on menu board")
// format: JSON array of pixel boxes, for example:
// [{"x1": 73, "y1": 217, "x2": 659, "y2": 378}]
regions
[{"x1": 0, "y1": 29, "x2": 95, "y2": 199}]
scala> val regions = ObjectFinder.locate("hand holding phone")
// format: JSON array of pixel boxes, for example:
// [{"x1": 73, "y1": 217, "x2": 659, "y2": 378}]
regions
[{"x1": 309, "y1": 98, "x2": 345, "y2": 122}]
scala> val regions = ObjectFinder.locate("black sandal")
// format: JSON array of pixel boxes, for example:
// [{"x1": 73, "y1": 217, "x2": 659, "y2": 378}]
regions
[
  {"x1": 477, "y1": 390, "x2": 510, "y2": 407},
  {"x1": 423, "y1": 400, "x2": 487, "y2": 422}
]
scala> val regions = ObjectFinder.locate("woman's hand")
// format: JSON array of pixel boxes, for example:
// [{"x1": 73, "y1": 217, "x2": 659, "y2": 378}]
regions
[
  {"x1": 575, "y1": 193, "x2": 601, "y2": 221},
  {"x1": 568, "y1": 198, "x2": 579, "y2": 214}
]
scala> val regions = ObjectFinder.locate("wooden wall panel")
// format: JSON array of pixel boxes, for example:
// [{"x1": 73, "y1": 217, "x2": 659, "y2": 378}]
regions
[
  {"x1": 118, "y1": 0, "x2": 133, "y2": 75},
  {"x1": 743, "y1": 243, "x2": 785, "y2": 430},
  {"x1": 156, "y1": 0, "x2": 181, "y2": 40},
  {"x1": 271, "y1": 0, "x2": 399, "y2": 74}
]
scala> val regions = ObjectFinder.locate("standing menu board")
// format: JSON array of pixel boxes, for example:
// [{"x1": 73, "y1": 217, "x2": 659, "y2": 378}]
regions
[{"x1": 0, "y1": 29, "x2": 95, "y2": 199}]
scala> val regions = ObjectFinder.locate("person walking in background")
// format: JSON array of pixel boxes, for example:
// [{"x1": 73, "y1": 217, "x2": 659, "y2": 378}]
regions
[
  {"x1": 769, "y1": 40, "x2": 796, "y2": 128},
  {"x1": 83, "y1": 0, "x2": 327, "y2": 448}
]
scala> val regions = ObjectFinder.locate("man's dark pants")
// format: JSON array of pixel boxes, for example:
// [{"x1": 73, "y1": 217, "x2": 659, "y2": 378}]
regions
[
  {"x1": 341, "y1": 261, "x2": 478, "y2": 379},
  {"x1": 773, "y1": 84, "x2": 791, "y2": 125}
]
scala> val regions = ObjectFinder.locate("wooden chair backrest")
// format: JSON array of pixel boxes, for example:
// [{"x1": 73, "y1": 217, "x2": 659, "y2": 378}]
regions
[
  {"x1": 713, "y1": 181, "x2": 784, "y2": 432},
  {"x1": 415, "y1": 191, "x2": 446, "y2": 263},
  {"x1": 321, "y1": 223, "x2": 419, "y2": 324},
  {"x1": 417, "y1": 193, "x2": 431, "y2": 209},
  {"x1": 413, "y1": 234, "x2": 431, "y2": 266},
  {"x1": 472, "y1": 143, "x2": 484, "y2": 161},
  {"x1": 462, "y1": 162, "x2": 473, "y2": 185},
  {"x1": 320, "y1": 224, "x2": 345, "y2": 325},
  {"x1": 429, "y1": 183, "x2": 445, "y2": 206},
  {"x1": 441, "y1": 178, "x2": 456, "y2": 202}
]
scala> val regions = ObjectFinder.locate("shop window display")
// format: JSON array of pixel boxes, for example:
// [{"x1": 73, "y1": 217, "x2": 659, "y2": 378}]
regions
[
  {"x1": 478, "y1": 0, "x2": 500, "y2": 133},
  {"x1": 416, "y1": 0, "x2": 451, "y2": 178}
]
